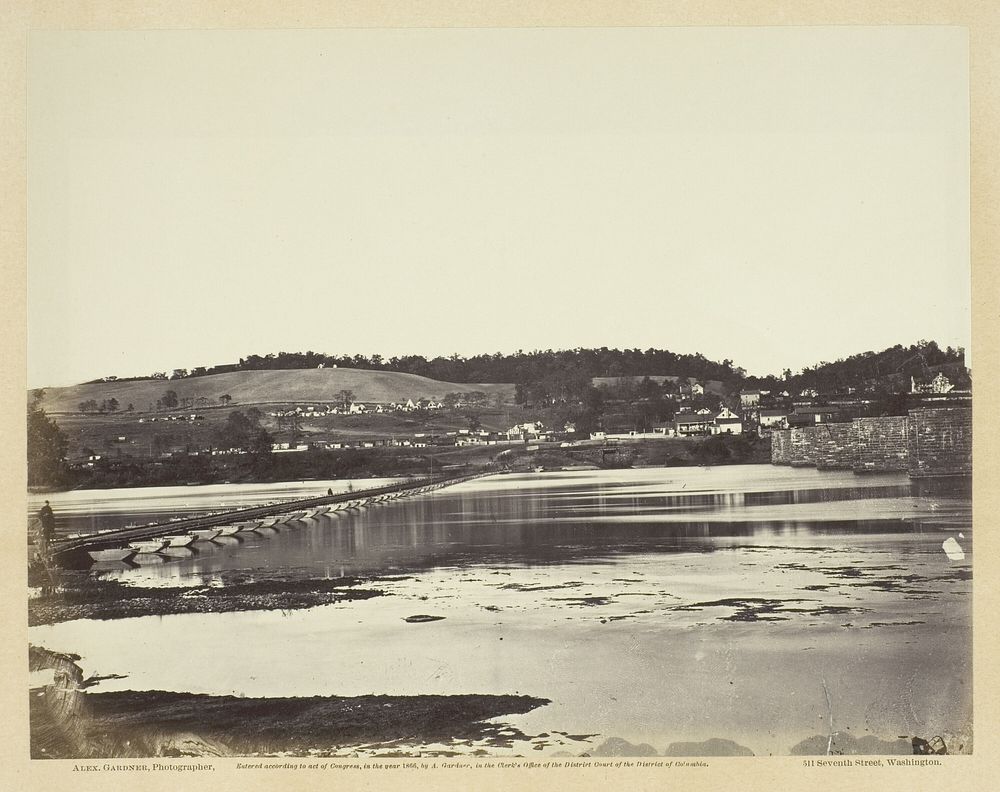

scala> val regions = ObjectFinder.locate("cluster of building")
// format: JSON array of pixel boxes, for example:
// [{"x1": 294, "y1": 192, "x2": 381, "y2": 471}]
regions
[
  {"x1": 266, "y1": 421, "x2": 579, "y2": 454},
  {"x1": 592, "y1": 372, "x2": 968, "y2": 441},
  {"x1": 110, "y1": 372, "x2": 968, "y2": 462},
  {"x1": 138, "y1": 413, "x2": 205, "y2": 424},
  {"x1": 267, "y1": 399, "x2": 445, "y2": 418}
]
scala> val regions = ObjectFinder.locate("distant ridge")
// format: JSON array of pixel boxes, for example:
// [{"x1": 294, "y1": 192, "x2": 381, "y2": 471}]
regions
[{"x1": 35, "y1": 369, "x2": 514, "y2": 413}]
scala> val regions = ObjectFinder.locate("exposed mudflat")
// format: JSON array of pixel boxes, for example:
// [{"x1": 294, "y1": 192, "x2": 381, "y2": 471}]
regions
[
  {"x1": 29, "y1": 571, "x2": 384, "y2": 626},
  {"x1": 29, "y1": 646, "x2": 549, "y2": 759},
  {"x1": 28, "y1": 467, "x2": 973, "y2": 758}
]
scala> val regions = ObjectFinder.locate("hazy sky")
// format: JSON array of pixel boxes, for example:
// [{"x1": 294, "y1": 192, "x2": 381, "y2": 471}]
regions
[{"x1": 28, "y1": 27, "x2": 970, "y2": 388}]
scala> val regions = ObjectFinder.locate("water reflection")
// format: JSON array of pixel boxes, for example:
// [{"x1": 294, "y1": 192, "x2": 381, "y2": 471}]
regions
[
  {"x1": 28, "y1": 477, "x2": 402, "y2": 536},
  {"x1": 90, "y1": 466, "x2": 971, "y2": 587},
  {"x1": 31, "y1": 464, "x2": 973, "y2": 757}
]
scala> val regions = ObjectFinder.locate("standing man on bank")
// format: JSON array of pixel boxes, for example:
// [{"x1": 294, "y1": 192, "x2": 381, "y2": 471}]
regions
[{"x1": 37, "y1": 500, "x2": 56, "y2": 560}]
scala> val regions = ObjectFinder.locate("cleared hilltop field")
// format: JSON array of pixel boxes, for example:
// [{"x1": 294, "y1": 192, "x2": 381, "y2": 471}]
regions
[{"x1": 35, "y1": 369, "x2": 515, "y2": 413}]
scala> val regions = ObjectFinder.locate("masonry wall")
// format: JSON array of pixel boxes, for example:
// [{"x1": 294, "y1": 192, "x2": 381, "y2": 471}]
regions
[
  {"x1": 771, "y1": 430, "x2": 791, "y2": 464},
  {"x1": 853, "y1": 416, "x2": 910, "y2": 473},
  {"x1": 780, "y1": 424, "x2": 856, "y2": 469},
  {"x1": 769, "y1": 409, "x2": 970, "y2": 477},
  {"x1": 814, "y1": 422, "x2": 855, "y2": 470},
  {"x1": 788, "y1": 427, "x2": 818, "y2": 466},
  {"x1": 907, "y1": 407, "x2": 972, "y2": 477}
]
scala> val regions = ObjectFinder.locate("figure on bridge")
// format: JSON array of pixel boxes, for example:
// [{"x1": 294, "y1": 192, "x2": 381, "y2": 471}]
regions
[{"x1": 37, "y1": 500, "x2": 56, "y2": 559}]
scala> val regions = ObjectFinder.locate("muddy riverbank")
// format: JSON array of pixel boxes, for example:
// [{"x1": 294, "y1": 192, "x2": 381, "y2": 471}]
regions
[
  {"x1": 29, "y1": 570, "x2": 387, "y2": 626},
  {"x1": 29, "y1": 646, "x2": 549, "y2": 759}
]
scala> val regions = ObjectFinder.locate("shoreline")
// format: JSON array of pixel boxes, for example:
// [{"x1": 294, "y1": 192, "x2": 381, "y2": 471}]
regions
[
  {"x1": 29, "y1": 645, "x2": 550, "y2": 760},
  {"x1": 31, "y1": 433, "x2": 774, "y2": 493},
  {"x1": 26, "y1": 466, "x2": 971, "y2": 760},
  {"x1": 28, "y1": 571, "x2": 387, "y2": 626}
]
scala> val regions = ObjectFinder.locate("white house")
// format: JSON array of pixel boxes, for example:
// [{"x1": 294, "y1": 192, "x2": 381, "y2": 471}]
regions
[
  {"x1": 714, "y1": 407, "x2": 743, "y2": 435},
  {"x1": 507, "y1": 421, "x2": 545, "y2": 441},
  {"x1": 759, "y1": 409, "x2": 789, "y2": 429},
  {"x1": 674, "y1": 414, "x2": 714, "y2": 436},
  {"x1": 911, "y1": 373, "x2": 954, "y2": 394}
]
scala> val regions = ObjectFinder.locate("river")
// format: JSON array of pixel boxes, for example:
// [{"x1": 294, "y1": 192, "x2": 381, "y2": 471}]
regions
[{"x1": 29, "y1": 465, "x2": 973, "y2": 757}]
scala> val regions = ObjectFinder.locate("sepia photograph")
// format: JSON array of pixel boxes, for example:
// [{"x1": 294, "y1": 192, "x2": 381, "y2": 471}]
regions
[{"x1": 13, "y1": 15, "x2": 986, "y2": 788}]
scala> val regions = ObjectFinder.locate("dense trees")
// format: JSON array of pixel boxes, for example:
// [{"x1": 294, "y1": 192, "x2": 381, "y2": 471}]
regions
[
  {"x1": 743, "y1": 341, "x2": 967, "y2": 394},
  {"x1": 27, "y1": 391, "x2": 69, "y2": 487},
  {"x1": 74, "y1": 341, "x2": 967, "y2": 417},
  {"x1": 78, "y1": 397, "x2": 120, "y2": 413},
  {"x1": 186, "y1": 347, "x2": 739, "y2": 391},
  {"x1": 215, "y1": 410, "x2": 272, "y2": 468}
]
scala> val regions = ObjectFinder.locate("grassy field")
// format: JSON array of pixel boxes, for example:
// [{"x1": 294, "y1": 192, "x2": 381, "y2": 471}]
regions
[
  {"x1": 52, "y1": 403, "x2": 537, "y2": 462},
  {"x1": 35, "y1": 368, "x2": 515, "y2": 414}
]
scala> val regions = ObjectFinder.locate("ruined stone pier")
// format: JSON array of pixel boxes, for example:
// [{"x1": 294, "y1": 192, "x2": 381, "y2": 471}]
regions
[{"x1": 770, "y1": 407, "x2": 971, "y2": 478}]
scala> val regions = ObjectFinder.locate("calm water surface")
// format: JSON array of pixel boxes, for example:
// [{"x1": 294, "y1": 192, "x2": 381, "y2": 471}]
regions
[
  {"x1": 31, "y1": 465, "x2": 973, "y2": 756},
  {"x1": 28, "y1": 477, "x2": 402, "y2": 536}
]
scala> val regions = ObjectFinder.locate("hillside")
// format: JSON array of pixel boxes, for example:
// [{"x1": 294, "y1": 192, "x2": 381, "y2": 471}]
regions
[
  {"x1": 591, "y1": 376, "x2": 726, "y2": 395},
  {"x1": 36, "y1": 369, "x2": 514, "y2": 414},
  {"x1": 744, "y1": 341, "x2": 969, "y2": 394}
]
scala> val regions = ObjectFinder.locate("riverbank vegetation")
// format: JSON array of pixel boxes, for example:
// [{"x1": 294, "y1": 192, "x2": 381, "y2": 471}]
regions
[
  {"x1": 31, "y1": 425, "x2": 770, "y2": 492},
  {"x1": 28, "y1": 340, "x2": 965, "y2": 491}
]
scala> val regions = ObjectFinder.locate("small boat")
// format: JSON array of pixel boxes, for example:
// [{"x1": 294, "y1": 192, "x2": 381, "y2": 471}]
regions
[
  {"x1": 88, "y1": 547, "x2": 136, "y2": 563},
  {"x1": 235, "y1": 520, "x2": 262, "y2": 533},
  {"x1": 216, "y1": 524, "x2": 242, "y2": 536},
  {"x1": 128, "y1": 539, "x2": 168, "y2": 555},
  {"x1": 189, "y1": 528, "x2": 222, "y2": 542},
  {"x1": 159, "y1": 534, "x2": 197, "y2": 548},
  {"x1": 285, "y1": 511, "x2": 307, "y2": 521},
  {"x1": 258, "y1": 516, "x2": 280, "y2": 528}
]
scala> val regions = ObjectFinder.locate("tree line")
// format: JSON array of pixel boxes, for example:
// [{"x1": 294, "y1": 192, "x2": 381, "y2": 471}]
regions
[
  {"x1": 92, "y1": 341, "x2": 966, "y2": 400},
  {"x1": 743, "y1": 341, "x2": 968, "y2": 394}
]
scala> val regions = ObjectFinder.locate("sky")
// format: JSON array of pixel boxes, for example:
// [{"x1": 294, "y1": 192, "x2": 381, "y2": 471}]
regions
[{"x1": 27, "y1": 27, "x2": 970, "y2": 388}]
